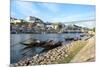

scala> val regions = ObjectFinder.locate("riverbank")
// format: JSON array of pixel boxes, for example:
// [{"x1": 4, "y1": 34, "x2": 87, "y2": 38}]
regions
[
  {"x1": 11, "y1": 35, "x2": 95, "y2": 66},
  {"x1": 70, "y1": 36, "x2": 95, "y2": 62},
  {"x1": 10, "y1": 33, "x2": 85, "y2": 64}
]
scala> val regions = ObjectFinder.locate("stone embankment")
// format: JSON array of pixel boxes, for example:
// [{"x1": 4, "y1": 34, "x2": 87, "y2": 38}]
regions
[{"x1": 11, "y1": 36, "x2": 95, "y2": 66}]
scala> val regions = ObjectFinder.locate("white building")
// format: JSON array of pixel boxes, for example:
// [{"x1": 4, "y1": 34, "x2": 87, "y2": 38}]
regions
[
  {"x1": 26, "y1": 16, "x2": 43, "y2": 23},
  {"x1": 45, "y1": 23, "x2": 53, "y2": 28},
  {"x1": 26, "y1": 16, "x2": 45, "y2": 27},
  {"x1": 10, "y1": 17, "x2": 21, "y2": 24},
  {"x1": 26, "y1": 16, "x2": 36, "y2": 23}
]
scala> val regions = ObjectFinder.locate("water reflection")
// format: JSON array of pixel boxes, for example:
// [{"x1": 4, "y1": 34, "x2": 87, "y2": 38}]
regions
[{"x1": 10, "y1": 33, "x2": 82, "y2": 63}]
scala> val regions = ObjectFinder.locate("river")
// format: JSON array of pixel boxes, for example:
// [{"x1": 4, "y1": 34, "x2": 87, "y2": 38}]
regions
[{"x1": 10, "y1": 33, "x2": 83, "y2": 63}]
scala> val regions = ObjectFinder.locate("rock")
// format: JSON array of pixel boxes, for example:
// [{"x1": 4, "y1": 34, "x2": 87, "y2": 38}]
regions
[
  {"x1": 50, "y1": 56, "x2": 55, "y2": 61},
  {"x1": 65, "y1": 54, "x2": 68, "y2": 57},
  {"x1": 12, "y1": 40, "x2": 73, "y2": 65}
]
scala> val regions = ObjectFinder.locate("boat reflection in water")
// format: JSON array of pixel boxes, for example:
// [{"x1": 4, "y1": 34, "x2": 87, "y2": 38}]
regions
[{"x1": 10, "y1": 33, "x2": 83, "y2": 63}]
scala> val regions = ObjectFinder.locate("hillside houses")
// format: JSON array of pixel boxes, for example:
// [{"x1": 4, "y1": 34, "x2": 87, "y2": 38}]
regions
[
  {"x1": 62, "y1": 24, "x2": 89, "y2": 33},
  {"x1": 10, "y1": 16, "x2": 90, "y2": 34}
]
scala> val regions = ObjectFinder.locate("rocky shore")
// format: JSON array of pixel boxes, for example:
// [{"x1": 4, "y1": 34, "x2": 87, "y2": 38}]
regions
[{"x1": 11, "y1": 35, "x2": 95, "y2": 67}]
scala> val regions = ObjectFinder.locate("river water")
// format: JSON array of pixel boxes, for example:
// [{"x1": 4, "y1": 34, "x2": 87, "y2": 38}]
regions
[{"x1": 10, "y1": 33, "x2": 83, "y2": 63}]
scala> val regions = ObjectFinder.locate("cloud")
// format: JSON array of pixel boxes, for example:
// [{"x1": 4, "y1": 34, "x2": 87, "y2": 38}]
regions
[
  {"x1": 75, "y1": 21, "x2": 95, "y2": 28},
  {"x1": 40, "y1": 3, "x2": 60, "y2": 13},
  {"x1": 11, "y1": 1, "x2": 40, "y2": 18},
  {"x1": 50, "y1": 11, "x2": 95, "y2": 28},
  {"x1": 11, "y1": 0, "x2": 95, "y2": 27},
  {"x1": 51, "y1": 11, "x2": 95, "y2": 22}
]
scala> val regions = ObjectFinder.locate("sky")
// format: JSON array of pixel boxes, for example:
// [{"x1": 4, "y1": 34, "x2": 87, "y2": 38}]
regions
[{"x1": 11, "y1": 0, "x2": 96, "y2": 28}]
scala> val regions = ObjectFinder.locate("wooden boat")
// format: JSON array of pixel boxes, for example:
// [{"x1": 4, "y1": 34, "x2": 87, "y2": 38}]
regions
[
  {"x1": 41, "y1": 40, "x2": 62, "y2": 49},
  {"x1": 80, "y1": 34, "x2": 85, "y2": 37},
  {"x1": 20, "y1": 39, "x2": 62, "y2": 49},
  {"x1": 20, "y1": 39, "x2": 40, "y2": 47},
  {"x1": 64, "y1": 37, "x2": 74, "y2": 41},
  {"x1": 65, "y1": 37, "x2": 81, "y2": 41}
]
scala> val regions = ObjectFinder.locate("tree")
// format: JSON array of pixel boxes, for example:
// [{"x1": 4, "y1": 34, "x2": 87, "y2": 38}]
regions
[
  {"x1": 20, "y1": 19, "x2": 28, "y2": 24},
  {"x1": 52, "y1": 22, "x2": 63, "y2": 31}
]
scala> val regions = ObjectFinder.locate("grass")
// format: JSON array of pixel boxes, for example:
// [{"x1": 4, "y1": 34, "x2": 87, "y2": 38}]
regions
[{"x1": 57, "y1": 40, "x2": 87, "y2": 63}]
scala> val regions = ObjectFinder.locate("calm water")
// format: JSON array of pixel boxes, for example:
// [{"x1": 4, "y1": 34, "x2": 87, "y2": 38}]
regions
[{"x1": 10, "y1": 33, "x2": 83, "y2": 63}]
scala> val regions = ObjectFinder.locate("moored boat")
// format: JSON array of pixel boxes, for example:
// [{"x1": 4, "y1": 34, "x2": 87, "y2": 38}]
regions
[
  {"x1": 20, "y1": 39, "x2": 40, "y2": 47},
  {"x1": 20, "y1": 39, "x2": 63, "y2": 49}
]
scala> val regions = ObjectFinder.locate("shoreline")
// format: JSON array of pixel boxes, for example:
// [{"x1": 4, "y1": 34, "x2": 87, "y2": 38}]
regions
[{"x1": 11, "y1": 35, "x2": 95, "y2": 66}]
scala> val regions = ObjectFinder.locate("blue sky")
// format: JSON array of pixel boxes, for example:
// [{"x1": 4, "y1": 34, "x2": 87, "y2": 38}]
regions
[{"x1": 11, "y1": 0, "x2": 96, "y2": 28}]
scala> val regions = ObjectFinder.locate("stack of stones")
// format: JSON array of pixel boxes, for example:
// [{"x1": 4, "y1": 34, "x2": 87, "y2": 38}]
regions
[{"x1": 11, "y1": 41, "x2": 80, "y2": 66}]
